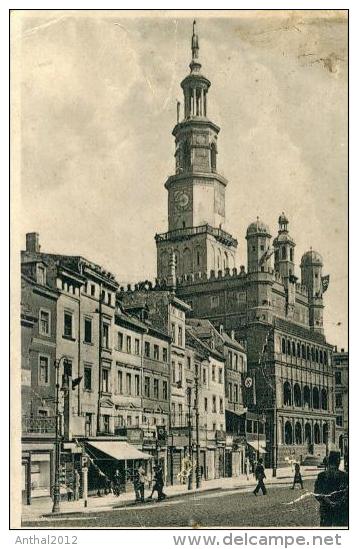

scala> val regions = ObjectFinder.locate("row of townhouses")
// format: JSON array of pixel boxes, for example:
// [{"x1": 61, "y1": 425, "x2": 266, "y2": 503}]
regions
[{"x1": 21, "y1": 233, "x2": 252, "y2": 503}]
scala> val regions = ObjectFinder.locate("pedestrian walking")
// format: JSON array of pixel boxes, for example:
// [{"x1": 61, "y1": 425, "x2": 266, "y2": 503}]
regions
[
  {"x1": 113, "y1": 469, "x2": 121, "y2": 497},
  {"x1": 148, "y1": 463, "x2": 166, "y2": 502},
  {"x1": 314, "y1": 451, "x2": 348, "y2": 527},
  {"x1": 291, "y1": 463, "x2": 303, "y2": 490},
  {"x1": 133, "y1": 462, "x2": 146, "y2": 503},
  {"x1": 253, "y1": 458, "x2": 267, "y2": 496}
]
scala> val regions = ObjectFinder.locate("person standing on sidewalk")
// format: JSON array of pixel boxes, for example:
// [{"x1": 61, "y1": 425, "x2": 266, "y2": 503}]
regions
[
  {"x1": 148, "y1": 463, "x2": 166, "y2": 502},
  {"x1": 291, "y1": 463, "x2": 303, "y2": 489},
  {"x1": 133, "y1": 462, "x2": 146, "y2": 503},
  {"x1": 314, "y1": 451, "x2": 348, "y2": 527},
  {"x1": 253, "y1": 458, "x2": 267, "y2": 496}
]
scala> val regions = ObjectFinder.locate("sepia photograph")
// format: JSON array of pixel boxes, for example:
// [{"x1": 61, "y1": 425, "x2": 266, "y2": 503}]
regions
[{"x1": 10, "y1": 9, "x2": 348, "y2": 530}]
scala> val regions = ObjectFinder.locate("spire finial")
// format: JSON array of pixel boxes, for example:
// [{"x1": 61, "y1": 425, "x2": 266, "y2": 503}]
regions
[{"x1": 191, "y1": 20, "x2": 199, "y2": 60}]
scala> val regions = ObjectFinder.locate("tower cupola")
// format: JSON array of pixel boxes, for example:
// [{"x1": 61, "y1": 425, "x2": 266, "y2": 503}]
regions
[{"x1": 273, "y1": 212, "x2": 296, "y2": 279}]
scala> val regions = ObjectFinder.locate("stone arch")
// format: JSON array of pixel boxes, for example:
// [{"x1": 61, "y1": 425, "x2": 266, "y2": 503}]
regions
[
  {"x1": 281, "y1": 338, "x2": 286, "y2": 354},
  {"x1": 294, "y1": 384, "x2": 302, "y2": 407},
  {"x1": 285, "y1": 421, "x2": 293, "y2": 445},
  {"x1": 313, "y1": 387, "x2": 320, "y2": 409},
  {"x1": 292, "y1": 341, "x2": 296, "y2": 356},
  {"x1": 315, "y1": 349, "x2": 319, "y2": 363},
  {"x1": 321, "y1": 388, "x2": 328, "y2": 410},
  {"x1": 173, "y1": 250, "x2": 181, "y2": 274},
  {"x1": 223, "y1": 251, "x2": 229, "y2": 270},
  {"x1": 297, "y1": 342, "x2": 301, "y2": 358},
  {"x1": 303, "y1": 385, "x2": 311, "y2": 408},
  {"x1": 305, "y1": 423, "x2": 312, "y2": 444},
  {"x1": 217, "y1": 248, "x2": 222, "y2": 271},
  {"x1": 311, "y1": 347, "x2": 315, "y2": 361},
  {"x1": 283, "y1": 381, "x2": 292, "y2": 406},
  {"x1": 302, "y1": 344, "x2": 306, "y2": 359},
  {"x1": 195, "y1": 246, "x2": 202, "y2": 269},
  {"x1": 287, "y1": 340, "x2": 291, "y2": 356},
  {"x1": 183, "y1": 247, "x2": 192, "y2": 273},
  {"x1": 295, "y1": 422, "x2": 303, "y2": 444},
  {"x1": 319, "y1": 350, "x2": 323, "y2": 364},
  {"x1": 314, "y1": 423, "x2": 321, "y2": 444},
  {"x1": 323, "y1": 423, "x2": 329, "y2": 445},
  {"x1": 324, "y1": 351, "x2": 328, "y2": 365}
]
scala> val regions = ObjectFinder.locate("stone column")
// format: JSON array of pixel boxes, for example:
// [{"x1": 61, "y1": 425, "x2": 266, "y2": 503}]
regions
[
  {"x1": 193, "y1": 88, "x2": 197, "y2": 116},
  {"x1": 200, "y1": 88, "x2": 204, "y2": 116}
]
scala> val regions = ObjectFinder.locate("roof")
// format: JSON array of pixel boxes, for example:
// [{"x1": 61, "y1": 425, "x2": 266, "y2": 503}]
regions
[
  {"x1": 274, "y1": 316, "x2": 329, "y2": 345},
  {"x1": 187, "y1": 318, "x2": 246, "y2": 353},
  {"x1": 246, "y1": 218, "x2": 271, "y2": 238},
  {"x1": 300, "y1": 250, "x2": 323, "y2": 267},
  {"x1": 186, "y1": 326, "x2": 224, "y2": 361}
]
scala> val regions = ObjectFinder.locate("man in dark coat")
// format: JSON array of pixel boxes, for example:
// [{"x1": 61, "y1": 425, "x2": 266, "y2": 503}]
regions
[
  {"x1": 253, "y1": 457, "x2": 267, "y2": 496},
  {"x1": 314, "y1": 451, "x2": 348, "y2": 527}
]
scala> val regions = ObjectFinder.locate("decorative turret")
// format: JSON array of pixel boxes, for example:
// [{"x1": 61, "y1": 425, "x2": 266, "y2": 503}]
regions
[
  {"x1": 273, "y1": 213, "x2": 296, "y2": 280},
  {"x1": 300, "y1": 249, "x2": 325, "y2": 334},
  {"x1": 246, "y1": 218, "x2": 272, "y2": 273}
]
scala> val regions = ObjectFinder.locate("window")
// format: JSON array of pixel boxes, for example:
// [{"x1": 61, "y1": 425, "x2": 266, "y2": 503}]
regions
[
  {"x1": 154, "y1": 345, "x2": 159, "y2": 360},
  {"x1": 204, "y1": 397, "x2": 208, "y2": 412},
  {"x1": 178, "y1": 363, "x2": 183, "y2": 383},
  {"x1": 84, "y1": 318, "x2": 92, "y2": 344},
  {"x1": 212, "y1": 422, "x2": 216, "y2": 432},
  {"x1": 126, "y1": 336, "x2": 131, "y2": 354},
  {"x1": 202, "y1": 368, "x2": 207, "y2": 385},
  {"x1": 211, "y1": 295, "x2": 219, "y2": 309},
  {"x1": 212, "y1": 395, "x2": 217, "y2": 413},
  {"x1": 212, "y1": 365, "x2": 216, "y2": 382},
  {"x1": 171, "y1": 323, "x2": 176, "y2": 343},
  {"x1": 64, "y1": 311, "x2": 73, "y2": 338},
  {"x1": 84, "y1": 366, "x2": 92, "y2": 391},
  {"x1": 103, "y1": 414, "x2": 110, "y2": 433},
  {"x1": 219, "y1": 368, "x2": 223, "y2": 384},
  {"x1": 102, "y1": 323, "x2": 110, "y2": 349},
  {"x1": 127, "y1": 415, "x2": 132, "y2": 427},
  {"x1": 163, "y1": 381, "x2": 168, "y2": 400},
  {"x1": 336, "y1": 416, "x2": 343, "y2": 427},
  {"x1": 135, "y1": 374, "x2": 140, "y2": 396},
  {"x1": 336, "y1": 394, "x2": 343, "y2": 408},
  {"x1": 90, "y1": 284, "x2": 95, "y2": 296},
  {"x1": 178, "y1": 326, "x2": 183, "y2": 347},
  {"x1": 101, "y1": 369, "x2": 110, "y2": 393},
  {"x1": 163, "y1": 348, "x2": 168, "y2": 363},
  {"x1": 171, "y1": 361, "x2": 176, "y2": 383},
  {"x1": 135, "y1": 338, "x2": 140, "y2": 355},
  {"x1": 38, "y1": 355, "x2": 49, "y2": 385},
  {"x1": 117, "y1": 332, "x2": 123, "y2": 350},
  {"x1": 287, "y1": 340, "x2": 291, "y2": 355},
  {"x1": 85, "y1": 413, "x2": 92, "y2": 436},
  {"x1": 144, "y1": 376, "x2": 150, "y2": 397},
  {"x1": 37, "y1": 265, "x2": 46, "y2": 285},
  {"x1": 145, "y1": 342, "x2": 150, "y2": 358},
  {"x1": 108, "y1": 293, "x2": 112, "y2": 306},
  {"x1": 178, "y1": 404, "x2": 183, "y2": 426},
  {"x1": 228, "y1": 382, "x2": 232, "y2": 401},
  {"x1": 281, "y1": 339, "x2": 286, "y2": 354},
  {"x1": 126, "y1": 373, "x2": 132, "y2": 395},
  {"x1": 118, "y1": 370, "x2": 123, "y2": 394},
  {"x1": 335, "y1": 371, "x2": 342, "y2": 385},
  {"x1": 220, "y1": 397, "x2": 223, "y2": 413},
  {"x1": 39, "y1": 310, "x2": 50, "y2": 336},
  {"x1": 38, "y1": 409, "x2": 48, "y2": 417},
  {"x1": 234, "y1": 384, "x2": 238, "y2": 403},
  {"x1": 135, "y1": 416, "x2": 140, "y2": 427},
  {"x1": 154, "y1": 378, "x2": 159, "y2": 399},
  {"x1": 234, "y1": 354, "x2": 238, "y2": 371},
  {"x1": 187, "y1": 356, "x2": 191, "y2": 370}
]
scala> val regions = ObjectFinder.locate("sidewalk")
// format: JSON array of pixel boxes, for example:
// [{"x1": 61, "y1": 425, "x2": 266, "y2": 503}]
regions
[{"x1": 22, "y1": 466, "x2": 319, "y2": 522}]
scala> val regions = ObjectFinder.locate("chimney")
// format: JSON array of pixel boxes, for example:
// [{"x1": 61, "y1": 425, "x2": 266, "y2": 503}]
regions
[
  {"x1": 231, "y1": 330, "x2": 235, "y2": 340},
  {"x1": 219, "y1": 324, "x2": 224, "y2": 335},
  {"x1": 26, "y1": 232, "x2": 40, "y2": 253}
]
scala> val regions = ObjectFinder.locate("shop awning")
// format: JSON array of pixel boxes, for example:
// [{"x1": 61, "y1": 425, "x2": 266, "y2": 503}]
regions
[
  {"x1": 248, "y1": 442, "x2": 267, "y2": 454},
  {"x1": 87, "y1": 441, "x2": 152, "y2": 461}
]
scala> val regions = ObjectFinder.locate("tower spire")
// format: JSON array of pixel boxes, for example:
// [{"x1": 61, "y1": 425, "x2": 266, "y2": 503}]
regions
[{"x1": 192, "y1": 20, "x2": 199, "y2": 60}]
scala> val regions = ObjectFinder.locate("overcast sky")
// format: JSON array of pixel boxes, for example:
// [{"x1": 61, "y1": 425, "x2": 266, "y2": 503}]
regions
[{"x1": 16, "y1": 10, "x2": 348, "y2": 348}]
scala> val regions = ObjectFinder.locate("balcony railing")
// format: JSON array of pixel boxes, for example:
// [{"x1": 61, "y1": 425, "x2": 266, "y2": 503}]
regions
[
  {"x1": 22, "y1": 416, "x2": 56, "y2": 434},
  {"x1": 155, "y1": 224, "x2": 238, "y2": 247}
]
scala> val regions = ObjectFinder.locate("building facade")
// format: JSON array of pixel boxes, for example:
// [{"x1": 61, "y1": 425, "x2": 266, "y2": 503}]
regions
[
  {"x1": 153, "y1": 25, "x2": 337, "y2": 469},
  {"x1": 332, "y1": 348, "x2": 348, "y2": 456}
]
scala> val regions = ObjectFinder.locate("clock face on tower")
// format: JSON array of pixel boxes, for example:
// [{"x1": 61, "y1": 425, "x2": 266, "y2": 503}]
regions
[{"x1": 174, "y1": 190, "x2": 190, "y2": 211}]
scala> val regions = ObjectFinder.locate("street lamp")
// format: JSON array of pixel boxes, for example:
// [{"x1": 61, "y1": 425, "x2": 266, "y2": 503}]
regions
[
  {"x1": 52, "y1": 356, "x2": 70, "y2": 513},
  {"x1": 186, "y1": 386, "x2": 193, "y2": 490}
]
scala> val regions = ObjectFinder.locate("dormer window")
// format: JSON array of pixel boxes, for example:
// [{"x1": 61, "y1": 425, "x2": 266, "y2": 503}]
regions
[{"x1": 37, "y1": 264, "x2": 46, "y2": 285}]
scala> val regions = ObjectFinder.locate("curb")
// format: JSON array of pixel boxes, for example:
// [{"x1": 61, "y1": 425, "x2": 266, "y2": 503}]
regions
[{"x1": 23, "y1": 473, "x2": 318, "y2": 522}]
